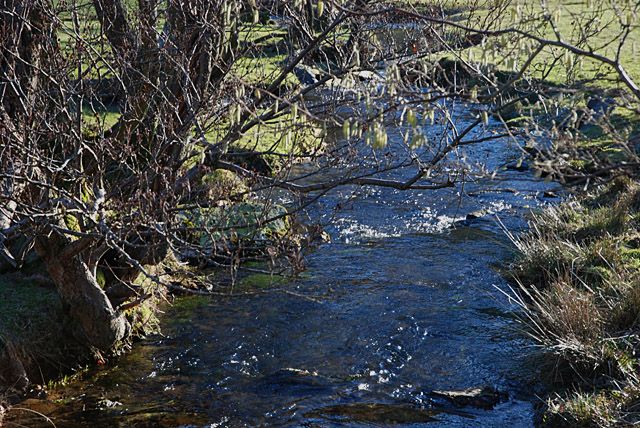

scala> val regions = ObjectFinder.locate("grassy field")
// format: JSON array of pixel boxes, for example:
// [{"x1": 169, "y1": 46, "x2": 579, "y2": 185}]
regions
[
  {"x1": 442, "y1": 0, "x2": 640, "y2": 88},
  {"x1": 65, "y1": 9, "x2": 314, "y2": 177},
  {"x1": 442, "y1": 0, "x2": 640, "y2": 172},
  {"x1": 54, "y1": 0, "x2": 299, "y2": 135}
]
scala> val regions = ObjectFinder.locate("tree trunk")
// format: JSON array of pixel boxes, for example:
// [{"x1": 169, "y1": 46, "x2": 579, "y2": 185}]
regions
[
  {"x1": 34, "y1": 233, "x2": 129, "y2": 351},
  {"x1": 0, "y1": 339, "x2": 29, "y2": 393}
]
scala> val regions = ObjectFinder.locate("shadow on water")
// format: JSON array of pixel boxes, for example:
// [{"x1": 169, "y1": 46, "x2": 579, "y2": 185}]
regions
[{"x1": 7, "y1": 103, "x2": 560, "y2": 427}]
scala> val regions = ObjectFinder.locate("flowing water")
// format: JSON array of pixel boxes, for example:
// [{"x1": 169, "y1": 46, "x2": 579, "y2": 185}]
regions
[{"x1": 8, "y1": 102, "x2": 559, "y2": 427}]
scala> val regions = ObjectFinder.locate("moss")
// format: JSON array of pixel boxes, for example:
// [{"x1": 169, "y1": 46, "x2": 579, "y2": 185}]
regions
[
  {"x1": 568, "y1": 159, "x2": 589, "y2": 171},
  {"x1": 178, "y1": 202, "x2": 290, "y2": 250},
  {"x1": 64, "y1": 214, "x2": 81, "y2": 232},
  {"x1": 95, "y1": 269, "x2": 107, "y2": 288},
  {"x1": 238, "y1": 273, "x2": 285, "y2": 289},
  {"x1": 170, "y1": 295, "x2": 209, "y2": 312},
  {"x1": 201, "y1": 169, "x2": 249, "y2": 200},
  {"x1": 125, "y1": 301, "x2": 160, "y2": 338},
  {"x1": 167, "y1": 296, "x2": 211, "y2": 325}
]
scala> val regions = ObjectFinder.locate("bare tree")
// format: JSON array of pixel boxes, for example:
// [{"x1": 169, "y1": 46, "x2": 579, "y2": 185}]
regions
[
  {"x1": 0, "y1": 0, "x2": 457, "y2": 352},
  {"x1": 1, "y1": 0, "x2": 637, "y2": 358}
]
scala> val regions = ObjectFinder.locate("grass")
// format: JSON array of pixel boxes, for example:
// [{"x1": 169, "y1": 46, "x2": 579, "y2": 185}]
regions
[
  {"x1": 203, "y1": 113, "x2": 323, "y2": 162},
  {"x1": 448, "y1": 0, "x2": 640, "y2": 88},
  {"x1": 0, "y1": 273, "x2": 79, "y2": 389},
  {"x1": 385, "y1": 2, "x2": 639, "y2": 170},
  {"x1": 427, "y1": 0, "x2": 640, "y2": 180},
  {"x1": 510, "y1": 176, "x2": 640, "y2": 425},
  {"x1": 0, "y1": 257, "x2": 169, "y2": 392}
]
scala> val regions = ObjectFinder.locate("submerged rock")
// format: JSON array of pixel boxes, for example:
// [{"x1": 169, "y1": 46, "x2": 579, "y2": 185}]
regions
[
  {"x1": 305, "y1": 403, "x2": 441, "y2": 424},
  {"x1": 249, "y1": 368, "x2": 334, "y2": 397},
  {"x1": 450, "y1": 209, "x2": 491, "y2": 228},
  {"x1": 465, "y1": 209, "x2": 490, "y2": 221},
  {"x1": 431, "y1": 386, "x2": 508, "y2": 409}
]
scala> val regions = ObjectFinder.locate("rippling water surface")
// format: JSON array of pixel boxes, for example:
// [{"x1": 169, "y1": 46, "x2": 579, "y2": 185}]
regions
[{"x1": 10, "y1": 105, "x2": 559, "y2": 427}]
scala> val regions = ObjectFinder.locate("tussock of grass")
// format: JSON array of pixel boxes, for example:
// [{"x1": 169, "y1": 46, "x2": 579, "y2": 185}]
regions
[
  {"x1": 543, "y1": 389, "x2": 618, "y2": 427},
  {"x1": 510, "y1": 177, "x2": 640, "y2": 425}
]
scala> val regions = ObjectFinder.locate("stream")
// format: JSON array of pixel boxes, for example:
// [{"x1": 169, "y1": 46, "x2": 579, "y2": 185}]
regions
[{"x1": 9, "y1": 101, "x2": 560, "y2": 427}]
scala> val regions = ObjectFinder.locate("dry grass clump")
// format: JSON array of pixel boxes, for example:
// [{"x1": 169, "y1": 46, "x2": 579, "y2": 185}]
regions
[{"x1": 510, "y1": 177, "x2": 640, "y2": 426}]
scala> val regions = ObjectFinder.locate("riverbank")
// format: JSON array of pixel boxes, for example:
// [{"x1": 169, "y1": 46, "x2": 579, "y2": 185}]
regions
[
  {"x1": 0, "y1": 10, "x2": 319, "y2": 401},
  {"x1": 0, "y1": 265, "x2": 166, "y2": 398},
  {"x1": 480, "y1": 2, "x2": 640, "y2": 421},
  {"x1": 508, "y1": 176, "x2": 640, "y2": 426}
]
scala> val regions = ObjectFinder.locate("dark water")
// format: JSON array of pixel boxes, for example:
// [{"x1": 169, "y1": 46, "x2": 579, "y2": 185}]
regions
[{"x1": 8, "y1": 105, "x2": 559, "y2": 427}]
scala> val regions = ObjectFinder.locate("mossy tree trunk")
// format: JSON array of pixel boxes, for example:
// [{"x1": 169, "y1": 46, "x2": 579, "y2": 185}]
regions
[{"x1": 34, "y1": 231, "x2": 129, "y2": 351}]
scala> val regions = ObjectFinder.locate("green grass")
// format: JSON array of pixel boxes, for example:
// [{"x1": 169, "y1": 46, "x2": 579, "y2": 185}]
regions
[
  {"x1": 0, "y1": 273, "x2": 78, "y2": 385},
  {"x1": 449, "y1": 0, "x2": 640, "y2": 88},
  {"x1": 0, "y1": 275, "x2": 62, "y2": 340},
  {"x1": 231, "y1": 54, "x2": 297, "y2": 85},
  {"x1": 239, "y1": 22, "x2": 288, "y2": 44},
  {"x1": 82, "y1": 107, "x2": 120, "y2": 134},
  {"x1": 233, "y1": 114, "x2": 322, "y2": 156},
  {"x1": 430, "y1": 0, "x2": 640, "y2": 170}
]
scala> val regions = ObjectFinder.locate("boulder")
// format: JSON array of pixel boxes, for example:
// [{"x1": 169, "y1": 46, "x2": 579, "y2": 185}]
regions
[
  {"x1": 586, "y1": 96, "x2": 615, "y2": 120},
  {"x1": 505, "y1": 159, "x2": 530, "y2": 172}
]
